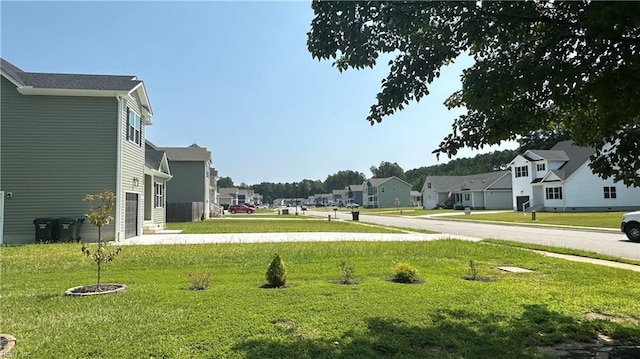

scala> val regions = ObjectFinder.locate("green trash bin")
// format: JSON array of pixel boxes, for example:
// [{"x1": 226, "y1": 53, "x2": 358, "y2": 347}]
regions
[
  {"x1": 351, "y1": 211, "x2": 360, "y2": 221},
  {"x1": 56, "y1": 217, "x2": 83, "y2": 242},
  {"x1": 33, "y1": 218, "x2": 56, "y2": 243}
]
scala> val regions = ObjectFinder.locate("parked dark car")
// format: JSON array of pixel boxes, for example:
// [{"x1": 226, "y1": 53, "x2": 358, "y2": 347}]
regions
[{"x1": 228, "y1": 204, "x2": 254, "y2": 214}]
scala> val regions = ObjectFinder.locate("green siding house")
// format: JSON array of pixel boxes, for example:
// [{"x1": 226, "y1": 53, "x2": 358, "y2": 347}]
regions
[
  {"x1": 362, "y1": 177, "x2": 412, "y2": 208},
  {"x1": 0, "y1": 58, "x2": 154, "y2": 244},
  {"x1": 159, "y1": 144, "x2": 212, "y2": 220}
]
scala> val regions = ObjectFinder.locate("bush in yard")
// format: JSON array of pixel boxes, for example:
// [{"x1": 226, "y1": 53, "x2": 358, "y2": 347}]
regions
[
  {"x1": 391, "y1": 262, "x2": 422, "y2": 284},
  {"x1": 265, "y1": 252, "x2": 287, "y2": 288},
  {"x1": 187, "y1": 271, "x2": 211, "y2": 290},
  {"x1": 462, "y1": 259, "x2": 493, "y2": 282},
  {"x1": 337, "y1": 260, "x2": 357, "y2": 284}
]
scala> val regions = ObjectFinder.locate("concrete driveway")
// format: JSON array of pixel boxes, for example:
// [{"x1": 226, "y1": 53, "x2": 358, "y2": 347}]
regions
[{"x1": 306, "y1": 210, "x2": 640, "y2": 261}]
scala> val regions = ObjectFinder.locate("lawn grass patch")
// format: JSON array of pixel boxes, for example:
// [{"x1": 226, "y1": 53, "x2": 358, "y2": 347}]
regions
[
  {"x1": 483, "y1": 238, "x2": 640, "y2": 266},
  {"x1": 2, "y1": 240, "x2": 639, "y2": 358},
  {"x1": 449, "y1": 211, "x2": 624, "y2": 229},
  {"x1": 167, "y1": 219, "x2": 406, "y2": 234}
]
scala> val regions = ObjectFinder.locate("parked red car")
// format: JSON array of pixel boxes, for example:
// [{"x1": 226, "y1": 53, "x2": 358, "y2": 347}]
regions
[{"x1": 228, "y1": 204, "x2": 254, "y2": 214}]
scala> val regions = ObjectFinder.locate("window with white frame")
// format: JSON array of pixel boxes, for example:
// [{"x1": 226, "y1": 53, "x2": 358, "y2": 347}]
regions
[
  {"x1": 545, "y1": 187, "x2": 563, "y2": 200},
  {"x1": 154, "y1": 182, "x2": 165, "y2": 208},
  {"x1": 603, "y1": 186, "x2": 617, "y2": 199},
  {"x1": 515, "y1": 166, "x2": 529, "y2": 178},
  {"x1": 537, "y1": 163, "x2": 546, "y2": 171},
  {"x1": 464, "y1": 193, "x2": 470, "y2": 201},
  {"x1": 427, "y1": 182, "x2": 432, "y2": 189},
  {"x1": 127, "y1": 108, "x2": 142, "y2": 146}
]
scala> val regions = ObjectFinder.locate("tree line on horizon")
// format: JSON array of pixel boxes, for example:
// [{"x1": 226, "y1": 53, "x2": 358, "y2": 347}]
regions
[{"x1": 218, "y1": 133, "x2": 567, "y2": 203}]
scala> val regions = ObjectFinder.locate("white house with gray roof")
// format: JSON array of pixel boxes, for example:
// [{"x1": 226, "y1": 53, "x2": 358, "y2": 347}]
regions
[
  {"x1": 509, "y1": 140, "x2": 640, "y2": 212},
  {"x1": 0, "y1": 58, "x2": 153, "y2": 244},
  {"x1": 422, "y1": 171, "x2": 512, "y2": 210}
]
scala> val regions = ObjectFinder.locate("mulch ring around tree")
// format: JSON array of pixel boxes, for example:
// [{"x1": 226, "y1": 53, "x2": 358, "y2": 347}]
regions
[
  {"x1": 65, "y1": 283, "x2": 126, "y2": 296},
  {"x1": 0, "y1": 334, "x2": 16, "y2": 356}
]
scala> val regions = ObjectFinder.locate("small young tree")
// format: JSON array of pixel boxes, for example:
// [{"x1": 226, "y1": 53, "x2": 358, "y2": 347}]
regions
[
  {"x1": 265, "y1": 252, "x2": 287, "y2": 288},
  {"x1": 81, "y1": 189, "x2": 121, "y2": 290}
]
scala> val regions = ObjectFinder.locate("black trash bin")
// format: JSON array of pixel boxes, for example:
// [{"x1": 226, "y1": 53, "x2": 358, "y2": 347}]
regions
[
  {"x1": 351, "y1": 211, "x2": 360, "y2": 221},
  {"x1": 56, "y1": 217, "x2": 83, "y2": 242},
  {"x1": 33, "y1": 218, "x2": 56, "y2": 243}
]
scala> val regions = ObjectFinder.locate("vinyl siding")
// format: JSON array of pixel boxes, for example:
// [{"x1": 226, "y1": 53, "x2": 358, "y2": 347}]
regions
[
  {"x1": 165, "y1": 161, "x2": 206, "y2": 203},
  {"x1": 377, "y1": 178, "x2": 411, "y2": 208},
  {"x1": 117, "y1": 95, "x2": 146, "y2": 237},
  {"x1": 0, "y1": 77, "x2": 118, "y2": 244}
]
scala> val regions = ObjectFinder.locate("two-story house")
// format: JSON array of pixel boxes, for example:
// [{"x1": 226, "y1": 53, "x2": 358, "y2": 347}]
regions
[
  {"x1": 362, "y1": 177, "x2": 411, "y2": 208},
  {"x1": 1, "y1": 58, "x2": 153, "y2": 244},
  {"x1": 509, "y1": 140, "x2": 640, "y2": 212},
  {"x1": 160, "y1": 144, "x2": 212, "y2": 220}
]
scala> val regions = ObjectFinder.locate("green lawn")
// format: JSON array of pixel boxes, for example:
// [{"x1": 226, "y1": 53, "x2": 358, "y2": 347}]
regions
[
  {"x1": 442, "y1": 211, "x2": 625, "y2": 229},
  {"x1": 167, "y1": 219, "x2": 406, "y2": 234},
  {"x1": 2, "y1": 241, "x2": 639, "y2": 358},
  {"x1": 313, "y1": 206, "x2": 455, "y2": 217}
]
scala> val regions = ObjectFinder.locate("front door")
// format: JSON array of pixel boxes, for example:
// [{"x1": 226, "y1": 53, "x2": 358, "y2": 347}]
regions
[
  {"x1": 516, "y1": 195, "x2": 530, "y2": 212},
  {"x1": 125, "y1": 193, "x2": 139, "y2": 238}
]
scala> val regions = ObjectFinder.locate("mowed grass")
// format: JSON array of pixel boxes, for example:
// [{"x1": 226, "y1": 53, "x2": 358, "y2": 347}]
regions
[
  {"x1": 2, "y1": 241, "x2": 639, "y2": 358},
  {"x1": 167, "y1": 218, "x2": 406, "y2": 234},
  {"x1": 314, "y1": 206, "x2": 456, "y2": 217},
  {"x1": 445, "y1": 211, "x2": 626, "y2": 229}
]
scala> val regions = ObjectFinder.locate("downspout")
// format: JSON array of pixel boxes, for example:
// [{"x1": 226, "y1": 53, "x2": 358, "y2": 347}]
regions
[{"x1": 115, "y1": 97, "x2": 124, "y2": 241}]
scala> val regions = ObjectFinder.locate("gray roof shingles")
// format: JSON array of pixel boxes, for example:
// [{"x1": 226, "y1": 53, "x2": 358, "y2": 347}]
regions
[
  {"x1": 1, "y1": 57, "x2": 141, "y2": 92},
  {"x1": 160, "y1": 145, "x2": 211, "y2": 162}
]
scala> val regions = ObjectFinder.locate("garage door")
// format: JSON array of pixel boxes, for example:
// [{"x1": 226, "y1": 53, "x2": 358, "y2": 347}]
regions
[{"x1": 125, "y1": 193, "x2": 138, "y2": 238}]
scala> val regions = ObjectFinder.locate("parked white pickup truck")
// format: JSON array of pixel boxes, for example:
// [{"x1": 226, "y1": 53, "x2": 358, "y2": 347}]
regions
[{"x1": 621, "y1": 211, "x2": 640, "y2": 242}]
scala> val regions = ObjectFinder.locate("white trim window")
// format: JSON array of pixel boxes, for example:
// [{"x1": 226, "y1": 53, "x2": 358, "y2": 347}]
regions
[
  {"x1": 537, "y1": 163, "x2": 546, "y2": 171},
  {"x1": 154, "y1": 182, "x2": 165, "y2": 208},
  {"x1": 464, "y1": 193, "x2": 470, "y2": 201},
  {"x1": 545, "y1": 187, "x2": 563, "y2": 200},
  {"x1": 603, "y1": 186, "x2": 617, "y2": 199},
  {"x1": 515, "y1": 166, "x2": 529, "y2": 178},
  {"x1": 127, "y1": 108, "x2": 142, "y2": 146}
]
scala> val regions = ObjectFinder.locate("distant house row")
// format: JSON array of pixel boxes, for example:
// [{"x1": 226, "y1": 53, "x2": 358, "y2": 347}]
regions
[
  {"x1": 291, "y1": 177, "x2": 421, "y2": 209},
  {"x1": 0, "y1": 58, "x2": 260, "y2": 245},
  {"x1": 422, "y1": 140, "x2": 640, "y2": 212}
]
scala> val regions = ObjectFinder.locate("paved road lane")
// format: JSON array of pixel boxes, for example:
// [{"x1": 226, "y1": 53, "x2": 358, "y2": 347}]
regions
[{"x1": 306, "y1": 210, "x2": 640, "y2": 261}]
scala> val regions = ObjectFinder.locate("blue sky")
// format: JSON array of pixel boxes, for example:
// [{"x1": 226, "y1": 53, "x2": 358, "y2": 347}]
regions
[{"x1": 1, "y1": 1, "x2": 516, "y2": 185}]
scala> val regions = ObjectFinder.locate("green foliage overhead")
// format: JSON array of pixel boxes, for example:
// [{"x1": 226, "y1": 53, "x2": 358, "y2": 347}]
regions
[{"x1": 308, "y1": 1, "x2": 640, "y2": 187}]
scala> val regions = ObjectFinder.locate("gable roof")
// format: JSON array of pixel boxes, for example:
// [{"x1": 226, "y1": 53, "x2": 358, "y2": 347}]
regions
[
  {"x1": 524, "y1": 140, "x2": 595, "y2": 180},
  {"x1": 144, "y1": 141, "x2": 171, "y2": 177},
  {"x1": 160, "y1": 144, "x2": 212, "y2": 162},
  {"x1": 1, "y1": 58, "x2": 153, "y2": 118},
  {"x1": 365, "y1": 176, "x2": 411, "y2": 187},
  {"x1": 423, "y1": 171, "x2": 510, "y2": 193}
]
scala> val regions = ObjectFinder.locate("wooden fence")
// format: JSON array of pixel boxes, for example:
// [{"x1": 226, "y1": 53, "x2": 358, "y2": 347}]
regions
[{"x1": 166, "y1": 202, "x2": 204, "y2": 222}]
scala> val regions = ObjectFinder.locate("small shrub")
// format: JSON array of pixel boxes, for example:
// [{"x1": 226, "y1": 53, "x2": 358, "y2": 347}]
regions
[
  {"x1": 187, "y1": 271, "x2": 211, "y2": 290},
  {"x1": 391, "y1": 262, "x2": 422, "y2": 284},
  {"x1": 337, "y1": 261, "x2": 357, "y2": 284},
  {"x1": 462, "y1": 259, "x2": 493, "y2": 282},
  {"x1": 265, "y1": 253, "x2": 287, "y2": 288},
  {"x1": 468, "y1": 259, "x2": 478, "y2": 280}
]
